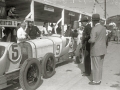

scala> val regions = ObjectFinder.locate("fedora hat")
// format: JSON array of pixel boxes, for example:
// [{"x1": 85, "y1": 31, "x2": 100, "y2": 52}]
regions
[
  {"x1": 92, "y1": 14, "x2": 100, "y2": 21},
  {"x1": 79, "y1": 16, "x2": 89, "y2": 22}
]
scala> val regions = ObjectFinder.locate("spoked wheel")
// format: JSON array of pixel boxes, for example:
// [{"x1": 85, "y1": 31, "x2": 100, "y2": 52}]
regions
[
  {"x1": 27, "y1": 64, "x2": 39, "y2": 85},
  {"x1": 19, "y1": 58, "x2": 42, "y2": 90},
  {"x1": 42, "y1": 53, "x2": 56, "y2": 78}
]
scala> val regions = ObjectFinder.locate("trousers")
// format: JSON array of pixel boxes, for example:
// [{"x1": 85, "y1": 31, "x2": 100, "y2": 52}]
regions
[
  {"x1": 84, "y1": 49, "x2": 91, "y2": 75},
  {"x1": 91, "y1": 55, "x2": 104, "y2": 82}
]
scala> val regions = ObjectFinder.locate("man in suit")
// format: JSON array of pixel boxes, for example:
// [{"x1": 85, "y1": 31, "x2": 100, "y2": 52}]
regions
[
  {"x1": 80, "y1": 16, "x2": 92, "y2": 76},
  {"x1": 88, "y1": 14, "x2": 107, "y2": 85}
]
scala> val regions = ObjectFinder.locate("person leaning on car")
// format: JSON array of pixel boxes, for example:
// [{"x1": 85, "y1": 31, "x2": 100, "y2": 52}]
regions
[
  {"x1": 26, "y1": 21, "x2": 41, "y2": 39},
  {"x1": 17, "y1": 22, "x2": 29, "y2": 43}
]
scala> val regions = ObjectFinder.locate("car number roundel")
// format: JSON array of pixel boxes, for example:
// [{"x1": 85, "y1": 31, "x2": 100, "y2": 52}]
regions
[{"x1": 8, "y1": 43, "x2": 21, "y2": 62}]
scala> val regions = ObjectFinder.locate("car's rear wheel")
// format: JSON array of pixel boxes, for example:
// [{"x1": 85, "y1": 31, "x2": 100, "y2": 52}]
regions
[
  {"x1": 19, "y1": 58, "x2": 42, "y2": 90},
  {"x1": 42, "y1": 53, "x2": 56, "y2": 78}
]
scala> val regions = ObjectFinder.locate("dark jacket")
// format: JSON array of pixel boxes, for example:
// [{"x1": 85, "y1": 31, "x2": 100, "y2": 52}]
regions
[
  {"x1": 26, "y1": 26, "x2": 41, "y2": 39},
  {"x1": 82, "y1": 24, "x2": 92, "y2": 51},
  {"x1": 56, "y1": 27, "x2": 61, "y2": 34}
]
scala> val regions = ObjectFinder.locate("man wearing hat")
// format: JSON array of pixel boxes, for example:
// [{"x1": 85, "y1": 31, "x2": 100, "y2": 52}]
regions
[
  {"x1": 88, "y1": 14, "x2": 107, "y2": 85},
  {"x1": 80, "y1": 16, "x2": 92, "y2": 76}
]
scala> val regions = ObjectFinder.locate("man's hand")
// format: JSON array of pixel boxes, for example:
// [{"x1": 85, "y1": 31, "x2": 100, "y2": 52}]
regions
[{"x1": 25, "y1": 34, "x2": 31, "y2": 40}]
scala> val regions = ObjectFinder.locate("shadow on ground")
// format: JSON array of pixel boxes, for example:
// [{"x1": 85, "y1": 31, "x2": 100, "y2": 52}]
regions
[
  {"x1": 56, "y1": 59, "x2": 73, "y2": 68},
  {"x1": 77, "y1": 63, "x2": 93, "y2": 82},
  {"x1": 110, "y1": 84, "x2": 120, "y2": 90},
  {"x1": 2, "y1": 78, "x2": 43, "y2": 90},
  {"x1": 115, "y1": 73, "x2": 120, "y2": 76}
]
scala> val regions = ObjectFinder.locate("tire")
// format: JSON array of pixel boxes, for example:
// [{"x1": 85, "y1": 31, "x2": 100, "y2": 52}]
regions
[
  {"x1": 42, "y1": 53, "x2": 56, "y2": 78},
  {"x1": 19, "y1": 58, "x2": 42, "y2": 90}
]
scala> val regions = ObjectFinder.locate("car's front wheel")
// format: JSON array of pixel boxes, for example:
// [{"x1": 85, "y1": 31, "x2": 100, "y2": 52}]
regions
[
  {"x1": 19, "y1": 58, "x2": 42, "y2": 90},
  {"x1": 42, "y1": 53, "x2": 56, "y2": 79}
]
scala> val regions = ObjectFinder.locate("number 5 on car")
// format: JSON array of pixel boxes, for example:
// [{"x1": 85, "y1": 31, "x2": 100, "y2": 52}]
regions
[{"x1": 8, "y1": 43, "x2": 22, "y2": 62}]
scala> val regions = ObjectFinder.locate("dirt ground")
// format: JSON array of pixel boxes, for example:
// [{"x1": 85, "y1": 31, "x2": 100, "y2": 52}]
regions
[{"x1": 2, "y1": 41, "x2": 120, "y2": 90}]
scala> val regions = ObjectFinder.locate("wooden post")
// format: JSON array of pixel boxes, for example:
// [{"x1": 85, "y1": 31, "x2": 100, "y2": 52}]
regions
[
  {"x1": 79, "y1": 14, "x2": 82, "y2": 26},
  {"x1": 61, "y1": 9, "x2": 64, "y2": 35},
  {"x1": 31, "y1": 0, "x2": 34, "y2": 21},
  {"x1": 94, "y1": 0, "x2": 96, "y2": 13},
  {"x1": 104, "y1": 0, "x2": 106, "y2": 25},
  {"x1": 0, "y1": 27, "x2": 2, "y2": 41},
  {"x1": 105, "y1": 0, "x2": 106, "y2": 19}
]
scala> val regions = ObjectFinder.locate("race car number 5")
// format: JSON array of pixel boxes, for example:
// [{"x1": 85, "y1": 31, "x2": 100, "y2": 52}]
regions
[
  {"x1": 12, "y1": 45, "x2": 19, "y2": 60},
  {"x1": 9, "y1": 44, "x2": 21, "y2": 62}
]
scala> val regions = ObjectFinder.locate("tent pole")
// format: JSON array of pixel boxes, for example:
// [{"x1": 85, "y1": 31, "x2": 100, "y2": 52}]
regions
[
  {"x1": 31, "y1": 0, "x2": 34, "y2": 21},
  {"x1": 105, "y1": 0, "x2": 106, "y2": 25},
  {"x1": 61, "y1": 9, "x2": 64, "y2": 35},
  {"x1": 105, "y1": 0, "x2": 106, "y2": 19}
]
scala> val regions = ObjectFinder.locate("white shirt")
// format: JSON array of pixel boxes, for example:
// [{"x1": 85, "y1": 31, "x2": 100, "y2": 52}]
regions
[
  {"x1": 77, "y1": 29, "x2": 83, "y2": 45},
  {"x1": 106, "y1": 29, "x2": 111, "y2": 36},
  {"x1": 17, "y1": 27, "x2": 27, "y2": 43},
  {"x1": 43, "y1": 27, "x2": 48, "y2": 34}
]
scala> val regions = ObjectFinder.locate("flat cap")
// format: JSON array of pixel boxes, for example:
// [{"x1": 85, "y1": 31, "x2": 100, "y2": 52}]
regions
[{"x1": 79, "y1": 16, "x2": 89, "y2": 22}]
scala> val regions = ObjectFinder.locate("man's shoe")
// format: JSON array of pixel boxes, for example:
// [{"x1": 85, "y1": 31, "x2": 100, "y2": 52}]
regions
[{"x1": 89, "y1": 81, "x2": 101, "y2": 85}]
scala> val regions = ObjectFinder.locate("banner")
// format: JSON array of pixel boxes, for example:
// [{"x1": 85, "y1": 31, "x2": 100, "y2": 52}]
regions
[{"x1": 0, "y1": 19, "x2": 17, "y2": 27}]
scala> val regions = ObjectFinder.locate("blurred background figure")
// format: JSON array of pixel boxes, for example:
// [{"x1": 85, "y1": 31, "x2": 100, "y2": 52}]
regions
[
  {"x1": 56, "y1": 24, "x2": 62, "y2": 34},
  {"x1": 65, "y1": 25, "x2": 72, "y2": 37},
  {"x1": 7, "y1": 6, "x2": 19, "y2": 19},
  {"x1": 105, "y1": 25, "x2": 111, "y2": 47},
  {"x1": 74, "y1": 26, "x2": 84, "y2": 64},
  {"x1": 111, "y1": 26, "x2": 117, "y2": 41},
  {"x1": 116, "y1": 27, "x2": 120, "y2": 43},
  {"x1": 42, "y1": 22, "x2": 49, "y2": 35},
  {"x1": 1, "y1": 29, "x2": 8, "y2": 42},
  {"x1": 51, "y1": 23, "x2": 55, "y2": 34}
]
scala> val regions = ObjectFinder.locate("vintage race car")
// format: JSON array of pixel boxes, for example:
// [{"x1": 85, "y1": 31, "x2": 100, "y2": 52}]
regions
[{"x1": 0, "y1": 34, "x2": 73, "y2": 90}]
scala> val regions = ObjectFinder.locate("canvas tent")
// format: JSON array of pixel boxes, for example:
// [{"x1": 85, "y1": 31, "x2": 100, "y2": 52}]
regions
[
  {"x1": 3, "y1": 0, "x2": 120, "y2": 24},
  {"x1": 36, "y1": 0, "x2": 120, "y2": 19}
]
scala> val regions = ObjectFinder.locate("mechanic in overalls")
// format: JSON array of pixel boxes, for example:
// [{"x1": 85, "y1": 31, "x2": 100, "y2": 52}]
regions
[{"x1": 26, "y1": 21, "x2": 41, "y2": 39}]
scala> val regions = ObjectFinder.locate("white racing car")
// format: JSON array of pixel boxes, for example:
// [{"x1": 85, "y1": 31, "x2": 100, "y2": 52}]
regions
[{"x1": 0, "y1": 34, "x2": 73, "y2": 90}]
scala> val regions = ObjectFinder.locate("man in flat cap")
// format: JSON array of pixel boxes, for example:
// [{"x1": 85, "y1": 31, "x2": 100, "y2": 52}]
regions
[
  {"x1": 88, "y1": 14, "x2": 107, "y2": 85},
  {"x1": 80, "y1": 16, "x2": 92, "y2": 76}
]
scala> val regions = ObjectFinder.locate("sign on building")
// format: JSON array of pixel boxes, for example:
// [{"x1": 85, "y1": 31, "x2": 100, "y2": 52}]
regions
[
  {"x1": 44, "y1": 5, "x2": 54, "y2": 12},
  {"x1": 69, "y1": 12, "x2": 75, "y2": 16},
  {"x1": 0, "y1": 19, "x2": 17, "y2": 27}
]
